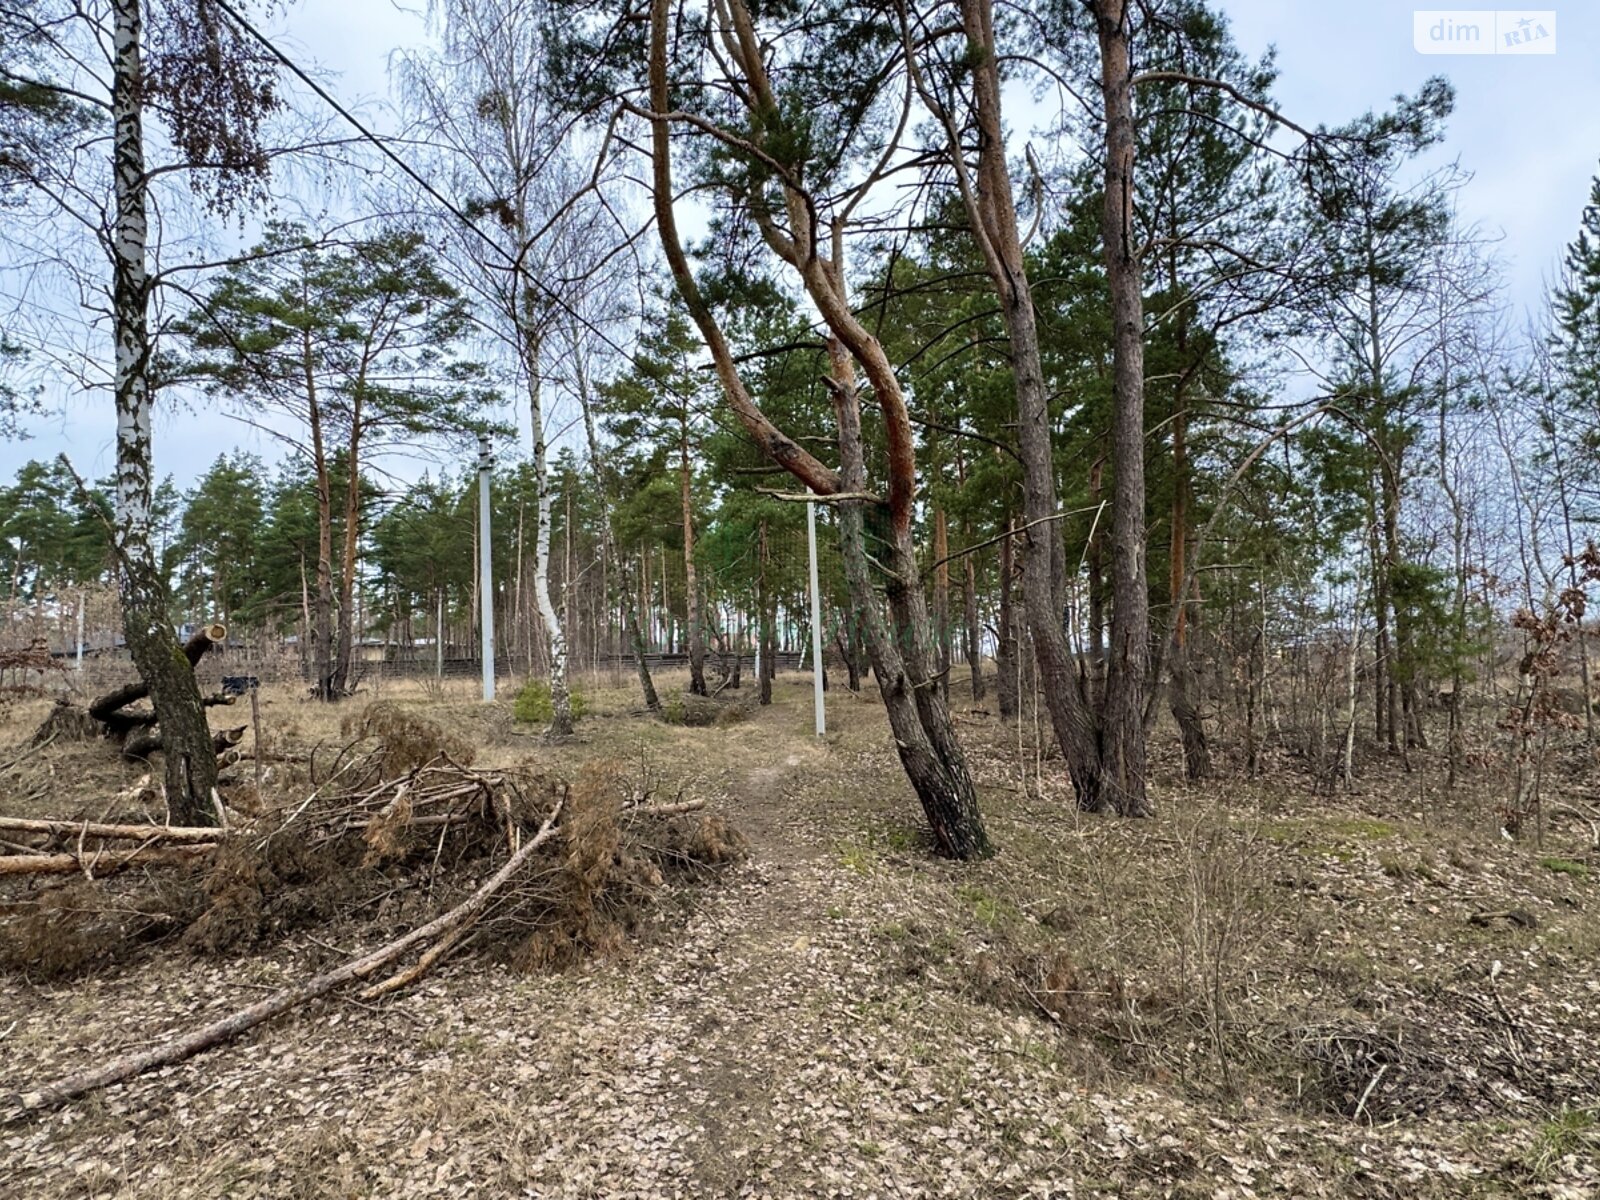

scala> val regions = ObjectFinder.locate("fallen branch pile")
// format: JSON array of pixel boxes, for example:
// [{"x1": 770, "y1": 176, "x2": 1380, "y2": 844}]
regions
[
  {"x1": 9, "y1": 795, "x2": 570, "y2": 1117},
  {"x1": 2, "y1": 716, "x2": 745, "y2": 1120}
]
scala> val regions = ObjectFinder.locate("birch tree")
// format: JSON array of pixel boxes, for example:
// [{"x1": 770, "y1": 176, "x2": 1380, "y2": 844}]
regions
[
  {"x1": 396, "y1": 0, "x2": 621, "y2": 735},
  {"x1": 2, "y1": 0, "x2": 281, "y2": 823}
]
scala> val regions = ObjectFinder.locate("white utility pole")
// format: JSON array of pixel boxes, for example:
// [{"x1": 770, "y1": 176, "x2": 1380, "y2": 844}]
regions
[
  {"x1": 478, "y1": 435, "x2": 496, "y2": 702},
  {"x1": 806, "y1": 491, "x2": 825, "y2": 737}
]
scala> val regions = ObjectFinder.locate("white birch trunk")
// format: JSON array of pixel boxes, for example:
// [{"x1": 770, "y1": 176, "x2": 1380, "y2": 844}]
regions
[
  {"x1": 524, "y1": 332, "x2": 572, "y2": 734},
  {"x1": 108, "y1": 0, "x2": 216, "y2": 822}
]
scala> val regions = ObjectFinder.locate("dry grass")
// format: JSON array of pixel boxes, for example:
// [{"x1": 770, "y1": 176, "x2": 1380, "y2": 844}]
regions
[{"x1": 1, "y1": 669, "x2": 1596, "y2": 1196}]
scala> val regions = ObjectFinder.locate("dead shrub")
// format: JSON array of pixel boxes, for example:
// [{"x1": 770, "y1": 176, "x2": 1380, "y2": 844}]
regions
[
  {"x1": 645, "y1": 813, "x2": 750, "y2": 875},
  {"x1": 0, "y1": 756, "x2": 744, "y2": 988},
  {"x1": 663, "y1": 694, "x2": 723, "y2": 727},
  {"x1": 499, "y1": 762, "x2": 666, "y2": 971},
  {"x1": 340, "y1": 701, "x2": 474, "y2": 778},
  {"x1": 1280, "y1": 1020, "x2": 1448, "y2": 1120},
  {"x1": 179, "y1": 835, "x2": 367, "y2": 955},
  {"x1": 28, "y1": 698, "x2": 101, "y2": 747},
  {"x1": 971, "y1": 944, "x2": 1110, "y2": 1033},
  {"x1": 714, "y1": 698, "x2": 754, "y2": 727},
  {"x1": 0, "y1": 878, "x2": 192, "y2": 978}
]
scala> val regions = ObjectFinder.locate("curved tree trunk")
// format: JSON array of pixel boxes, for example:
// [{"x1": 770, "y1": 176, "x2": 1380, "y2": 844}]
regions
[
  {"x1": 831, "y1": 344, "x2": 991, "y2": 858},
  {"x1": 646, "y1": 0, "x2": 989, "y2": 857}
]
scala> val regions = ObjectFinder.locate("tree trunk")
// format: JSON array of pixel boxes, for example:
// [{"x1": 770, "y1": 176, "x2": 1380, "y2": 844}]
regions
[
  {"x1": 996, "y1": 515, "x2": 1019, "y2": 720},
  {"x1": 88, "y1": 624, "x2": 226, "y2": 722},
  {"x1": 682, "y1": 419, "x2": 707, "y2": 696},
  {"x1": 954, "y1": 0, "x2": 1115, "y2": 812},
  {"x1": 109, "y1": 0, "x2": 215, "y2": 825},
  {"x1": 1087, "y1": 458, "x2": 1107, "y2": 708},
  {"x1": 954, "y1": 446, "x2": 985, "y2": 702},
  {"x1": 1368, "y1": 496, "x2": 1391, "y2": 748},
  {"x1": 758, "y1": 521, "x2": 774, "y2": 706},
  {"x1": 1380, "y1": 454, "x2": 1425, "y2": 751},
  {"x1": 332, "y1": 410, "x2": 362, "y2": 698},
  {"x1": 577, "y1": 361, "x2": 659, "y2": 714},
  {"x1": 933, "y1": 505, "x2": 951, "y2": 703},
  {"x1": 524, "y1": 341, "x2": 572, "y2": 734},
  {"x1": 962, "y1": 543, "x2": 985, "y2": 703},
  {"x1": 1167, "y1": 399, "x2": 1211, "y2": 780},
  {"x1": 646, "y1": 0, "x2": 988, "y2": 857},
  {"x1": 829, "y1": 342, "x2": 991, "y2": 859},
  {"x1": 1092, "y1": 0, "x2": 1154, "y2": 816},
  {"x1": 305, "y1": 337, "x2": 336, "y2": 702}
]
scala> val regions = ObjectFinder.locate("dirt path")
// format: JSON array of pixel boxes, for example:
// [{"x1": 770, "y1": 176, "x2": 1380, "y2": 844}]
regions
[{"x1": 4, "y1": 688, "x2": 1596, "y2": 1198}]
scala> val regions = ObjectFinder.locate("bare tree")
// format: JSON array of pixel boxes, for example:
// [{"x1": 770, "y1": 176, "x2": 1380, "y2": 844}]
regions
[
  {"x1": 3, "y1": 0, "x2": 282, "y2": 822},
  {"x1": 396, "y1": 0, "x2": 623, "y2": 735}
]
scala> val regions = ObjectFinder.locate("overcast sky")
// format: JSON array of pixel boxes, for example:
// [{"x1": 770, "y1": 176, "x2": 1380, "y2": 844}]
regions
[{"x1": 4, "y1": 0, "x2": 1596, "y2": 492}]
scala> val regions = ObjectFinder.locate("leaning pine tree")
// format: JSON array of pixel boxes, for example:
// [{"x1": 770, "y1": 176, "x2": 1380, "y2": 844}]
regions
[{"x1": 616, "y1": 0, "x2": 992, "y2": 858}]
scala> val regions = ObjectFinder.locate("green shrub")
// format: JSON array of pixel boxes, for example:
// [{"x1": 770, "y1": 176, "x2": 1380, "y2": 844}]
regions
[
  {"x1": 513, "y1": 681, "x2": 586, "y2": 725},
  {"x1": 1541, "y1": 857, "x2": 1590, "y2": 878}
]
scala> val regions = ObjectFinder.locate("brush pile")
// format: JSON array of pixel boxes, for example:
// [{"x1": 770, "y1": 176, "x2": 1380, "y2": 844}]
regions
[
  {"x1": 3, "y1": 704, "x2": 748, "y2": 1115},
  {"x1": 0, "y1": 703, "x2": 746, "y2": 982}
]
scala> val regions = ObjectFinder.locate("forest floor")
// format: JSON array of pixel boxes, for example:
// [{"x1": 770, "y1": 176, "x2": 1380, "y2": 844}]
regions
[{"x1": 1, "y1": 670, "x2": 1598, "y2": 1197}]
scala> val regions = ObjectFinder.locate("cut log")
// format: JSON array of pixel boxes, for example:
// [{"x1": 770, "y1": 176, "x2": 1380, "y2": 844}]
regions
[
  {"x1": 0, "y1": 844, "x2": 216, "y2": 877},
  {"x1": 0, "y1": 817, "x2": 224, "y2": 844},
  {"x1": 6, "y1": 793, "x2": 566, "y2": 1119},
  {"x1": 122, "y1": 724, "x2": 246, "y2": 763},
  {"x1": 88, "y1": 624, "x2": 227, "y2": 722}
]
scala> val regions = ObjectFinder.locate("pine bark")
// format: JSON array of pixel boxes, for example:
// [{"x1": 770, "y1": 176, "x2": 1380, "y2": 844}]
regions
[
  {"x1": 1092, "y1": 0, "x2": 1154, "y2": 816},
  {"x1": 647, "y1": 0, "x2": 989, "y2": 857},
  {"x1": 954, "y1": 0, "x2": 1115, "y2": 811},
  {"x1": 829, "y1": 342, "x2": 991, "y2": 859}
]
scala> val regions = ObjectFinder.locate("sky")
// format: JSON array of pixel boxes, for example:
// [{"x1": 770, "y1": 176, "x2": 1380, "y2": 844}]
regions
[{"x1": 3, "y1": 0, "x2": 1597, "y2": 493}]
